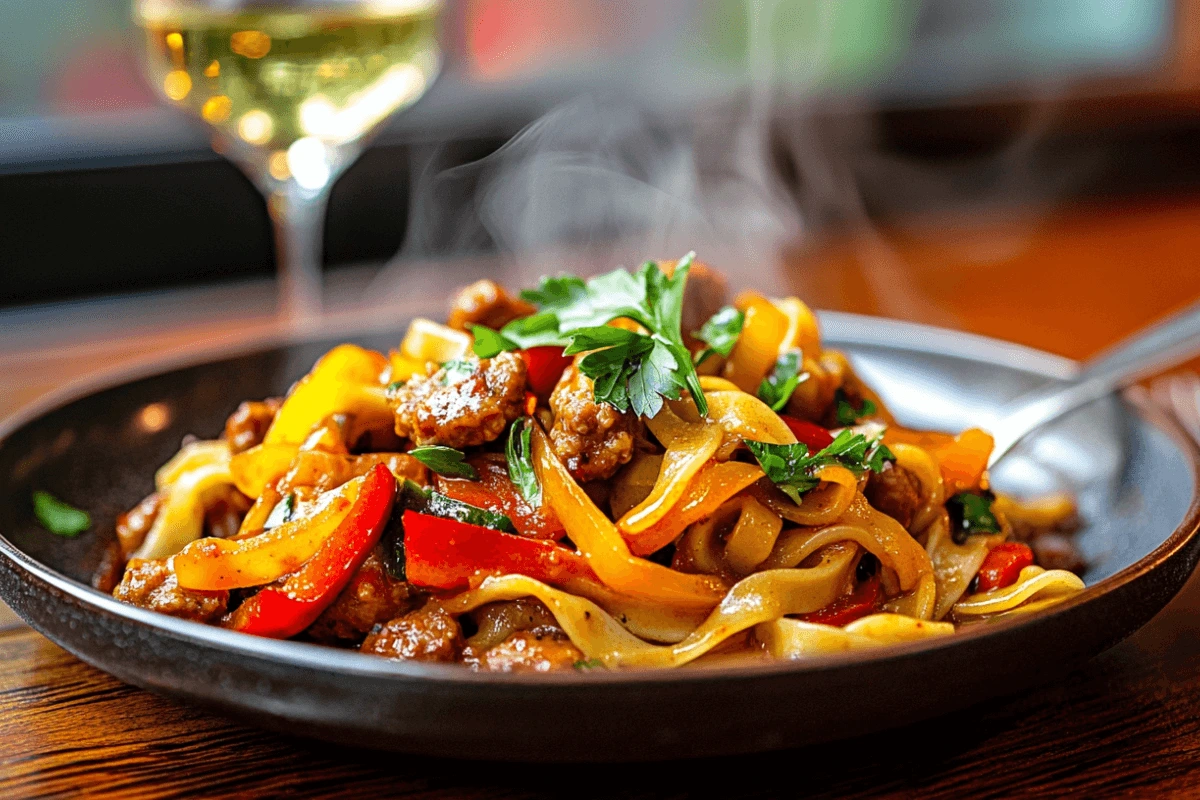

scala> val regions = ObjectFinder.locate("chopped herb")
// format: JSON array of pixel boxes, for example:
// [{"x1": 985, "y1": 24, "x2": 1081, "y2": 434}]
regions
[
  {"x1": 834, "y1": 390, "x2": 878, "y2": 426},
  {"x1": 440, "y1": 359, "x2": 476, "y2": 385},
  {"x1": 386, "y1": 379, "x2": 407, "y2": 392},
  {"x1": 263, "y1": 493, "x2": 295, "y2": 530},
  {"x1": 693, "y1": 306, "x2": 744, "y2": 365},
  {"x1": 757, "y1": 350, "x2": 808, "y2": 412},
  {"x1": 31, "y1": 491, "x2": 90, "y2": 537},
  {"x1": 381, "y1": 500, "x2": 407, "y2": 580},
  {"x1": 746, "y1": 429, "x2": 895, "y2": 505},
  {"x1": 573, "y1": 658, "x2": 605, "y2": 671},
  {"x1": 409, "y1": 445, "x2": 478, "y2": 479},
  {"x1": 506, "y1": 418, "x2": 541, "y2": 505},
  {"x1": 946, "y1": 490, "x2": 1002, "y2": 543},
  {"x1": 398, "y1": 479, "x2": 516, "y2": 533},
  {"x1": 482, "y1": 254, "x2": 707, "y2": 418}
]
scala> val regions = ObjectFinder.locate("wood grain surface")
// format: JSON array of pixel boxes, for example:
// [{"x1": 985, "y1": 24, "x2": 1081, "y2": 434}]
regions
[{"x1": 5, "y1": 195, "x2": 1200, "y2": 798}]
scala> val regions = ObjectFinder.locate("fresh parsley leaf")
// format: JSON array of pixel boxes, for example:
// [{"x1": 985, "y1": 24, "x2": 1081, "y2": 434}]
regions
[
  {"x1": 946, "y1": 490, "x2": 1001, "y2": 543},
  {"x1": 263, "y1": 493, "x2": 295, "y2": 530},
  {"x1": 386, "y1": 379, "x2": 407, "y2": 392},
  {"x1": 440, "y1": 360, "x2": 476, "y2": 385},
  {"x1": 506, "y1": 418, "x2": 541, "y2": 505},
  {"x1": 746, "y1": 429, "x2": 894, "y2": 504},
  {"x1": 573, "y1": 658, "x2": 605, "y2": 671},
  {"x1": 398, "y1": 479, "x2": 517, "y2": 533},
  {"x1": 520, "y1": 275, "x2": 589, "y2": 313},
  {"x1": 834, "y1": 390, "x2": 878, "y2": 426},
  {"x1": 32, "y1": 491, "x2": 90, "y2": 537},
  {"x1": 758, "y1": 350, "x2": 808, "y2": 412},
  {"x1": 471, "y1": 325, "x2": 519, "y2": 358},
  {"x1": 409, "y1": 445, "x2": 478, "y2": 479},
  {"x1": 693, "y1": 306, "x2": 744, "y2": 365}
]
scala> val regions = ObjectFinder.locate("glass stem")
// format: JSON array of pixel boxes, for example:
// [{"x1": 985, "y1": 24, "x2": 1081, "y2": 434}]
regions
[{"x1": 268, "y1": 183, "x2": 331, "y2": 327}]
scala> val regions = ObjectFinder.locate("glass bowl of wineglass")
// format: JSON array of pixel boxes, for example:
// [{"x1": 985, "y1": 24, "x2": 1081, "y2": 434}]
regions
[{"x1": 134, "y1": 0, "x2": 443, "y2": 324}]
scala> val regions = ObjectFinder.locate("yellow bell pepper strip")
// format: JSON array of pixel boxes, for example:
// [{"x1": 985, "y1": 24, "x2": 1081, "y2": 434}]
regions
[
  {"x1": 400, "y1": 318, "x2": 472, "y2": 363},
  {"x1": 133, "y1": 440, "x2": 235, "y2": 560},
  {"x1": 223, "y1": 464, "x2": 396, "y2": 638},
  {"x1": 885, "y1": 426, "x2": 995, "y2": 495},
  {"x1": 531, "y1": 423, "x2": 727, "y2": 609},
  {"x1": 263, "y1": 344, "x2": 390, "y2": 446},
  {"x1": 772, "y1": 296, "x2": 821, "y2": 359},
  {"x1": 231, "y1": 444, "x2": 426, "y2": 501},
  {"x1": 723, "y1": 292, "x2": 790, "y2": 393},
  {"x1": 173, "y1": 473, "x2": 367, "y2": 590}
]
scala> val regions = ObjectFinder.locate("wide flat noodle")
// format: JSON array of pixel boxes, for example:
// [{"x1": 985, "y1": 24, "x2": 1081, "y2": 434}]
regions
[
  {"x1": 620, "y1": 405, "x2": 722, "y2": 534},
  {"x1": 756, "y1": 613, "x2": 954, "y2": 658},
  {"x1": 442, "y1": 545, "x2": 858, "y2": 668},
  {"x1": 627, "y1": 461, "x2": 764, "y2": 556},
  {"x1": 135, "y1": 440, "x2": 234, "y2": 560},
  {"x1": 890, "y1": 443, "x2": 945, "y2": 533},
  {"x1": 952, "y1": 565, "x2": 1084, "y2": 618},
  {"x1": 750, "y1": 465, "x2": 858, "y2": 528},
  {"x1": 922, "y1": 513, "x2": 1002, "y2": 620}
]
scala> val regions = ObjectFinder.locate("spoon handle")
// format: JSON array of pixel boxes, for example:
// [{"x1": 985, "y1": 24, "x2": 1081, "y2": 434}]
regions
[{"x1": 988, "y1": 299, "x2": 1200, "y2": 467}]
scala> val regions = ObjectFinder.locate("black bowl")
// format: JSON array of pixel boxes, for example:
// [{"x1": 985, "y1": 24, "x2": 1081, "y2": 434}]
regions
[{"x1": 1, "y1": 314, "x2": 1197, "y2": 762}]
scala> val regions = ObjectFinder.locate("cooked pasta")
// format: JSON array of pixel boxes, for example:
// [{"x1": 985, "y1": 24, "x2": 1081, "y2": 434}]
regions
[{"x1": 106, "y1": 258, "x2": 1085, "y2": 672}]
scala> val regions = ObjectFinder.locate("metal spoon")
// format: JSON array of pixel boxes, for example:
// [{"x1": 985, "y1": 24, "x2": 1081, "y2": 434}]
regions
[{"x1": 988, "y1": 299, "x2": 1200, "y2": 467}]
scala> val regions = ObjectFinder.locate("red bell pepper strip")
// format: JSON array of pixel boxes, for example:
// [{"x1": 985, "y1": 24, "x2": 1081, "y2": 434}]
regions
[
  {"x1": 974, "y1": 542, "x2": 1035, "y2": 592},
  {"x1": 778, "y1": 415, "x2": 834, "y2": 451},
  {"x1": 435, "y1": 455, "x2": 565, "y2": 539},
  {"x1": 224, "y1": 464, "x2": 396, "y2": 638},
  {"x1": 521, "y1": 346, "x2": 572, "y2": 400},
  {"x1": 799, "y1": 575, "x2": 882, "y2": 627},
  {"x1": 403, "y1": 510, "x2": 590, "y2": 590}
]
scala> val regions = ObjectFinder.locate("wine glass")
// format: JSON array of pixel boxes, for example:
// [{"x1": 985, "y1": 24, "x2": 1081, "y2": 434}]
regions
[{"x1": 134, "y1": 0, "x2": 443, "y2": 325}]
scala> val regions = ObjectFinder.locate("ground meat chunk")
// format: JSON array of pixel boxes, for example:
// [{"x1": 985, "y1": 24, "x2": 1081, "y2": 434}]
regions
[
  {"x1": 468, "y1": 630, "x2": 584, "y2": 673},
  {"x1": 391, "y1": 353, "x2": 526, "y2": 449},
  {"x1": 115, "y1": 492, "x2": 162, "y2": 558},
  {"x1": 360, "y1": 604, "x2": 463, "y2": 662},
  {"x1": 224, "y1": 398, "x2": 283, "y2": 454},
  {"x1": 204, "y1": 487, "x2": 253, "y2": 540},
  {"x1": 307, "y1": 552, "x2": 414, "y2": 644},
  {"x1": 864, "y1": 462, "x2": 922, "y2": 530},
  {"x1": 113, "y1": 558, "x2": 228, "y2": 623},
  {"x1": 446, "y1": 279, "x2": 536, "y2": 332},
  {"x1": 549, "y1": 360, "x2": 637, "y2": 482}
]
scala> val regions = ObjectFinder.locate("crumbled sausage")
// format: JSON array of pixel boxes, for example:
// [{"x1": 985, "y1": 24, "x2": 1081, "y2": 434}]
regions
[
  {"x1": 466, "y1": 597, "x2": 560, "y2": 651},
  {"x1": 549, "y1": 359, "x2": 637, "y2": 482},
  {"x1": 446, "y1": 279, "x2": 536, "y2": 332},
  {"x1": 115, "y1": 492, "x2": 162, "y2": 559},
  {"x1": 467, "y1": 630, "x2": 584, "y2": 673},
  {"x1": 307, "y1": 552, "x2": 414, "y2": 644},
  {"x1": 113, "y1": 558, "x2": 228, "y2": 623},
  {"x1": 223, "y1": 398, "x2": 283, "y2": 454},
  {"x1": 864, "y1": 462, "x2": 922, "y2": 530},
  {"x1": 360, "y1": 604, "x2": 463, "y2": 662},
  {"x1": 204, "y1": 487, "x2": 252, "y2": 540},
  {"x1": 391, "y1": 353, "x2": 526, "y2": 449}
]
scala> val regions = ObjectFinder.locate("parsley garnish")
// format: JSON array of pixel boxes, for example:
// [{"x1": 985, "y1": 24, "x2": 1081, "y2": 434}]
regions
[
  {"x1": 946, "y1": 490, "x2": 1001, "y2": 543},
  {"x1": 746, "y1": 429, "x2": 895, "y2": 504},
  {"x1": 409, "y1": 445, "x2": 478, "y2": 479},
  {"x1": 471, "y1": 254, "x2": 707, "y2": 418},
  {"x1": 834, "y1": 390, "x2": 877, "y2": 426},
  {"x1": 386, "y1": 379, "x2": 407, "y2": 392},
  {"x1": 263, "y1": 493, "x2": 295, "y2": 530},
  {"x1": 573, "y1": 658, "x2": 605, "y2": 671},
  {"x1": 440, "y1": 359, "x2": 476, "y2": 385},
  {"x1": 32, "y1": 491, "x2": 90, "y2": 537},
  {"x1": 693, "y1": 306, "x2": 744, "y2": 365},
  {"x1": 506, "y1": 418, "x2": 541, "y2": 505},
  {"x1": 758, "y1": 350, "x2": 807, "y2": 412}
]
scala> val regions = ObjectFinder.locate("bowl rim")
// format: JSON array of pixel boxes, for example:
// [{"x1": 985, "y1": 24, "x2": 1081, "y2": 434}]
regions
[{"x1": 1, "y1": 311, "x2": 1197, "y2": 687}]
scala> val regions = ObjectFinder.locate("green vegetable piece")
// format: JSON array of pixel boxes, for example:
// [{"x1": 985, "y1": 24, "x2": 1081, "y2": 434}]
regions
[
  {"x1": 32, "y1": 491, "x2": 90, "y2": 537},
  {"x1": 471, "y1": 325, "x2": 519, "y2": 358},
  {"x1": 263, "y1": 493, "x2": 295, "y2": 530},
  {"x1": 397, "y1": 479, "x2": 516, "y2": 533},
  {"x1": 440, "y1": 359, "x2": 477, "y2": 386},
  {"x1": 745, "y1": 429, "x2": 894, "y2": 505},
  {"x1": 757, "y1": 350, "x2": 808, "y2": 412},
  {"x1": 573, "y1": 658, "x2": 605, "y2": 671},
  {"x1": 409, "y1": 445, "x2": 478, "y2": 479},
  {"x1": 386, "y1": 379, "x2": 407, "y2": 392},
  {"x1": 946, "y1": 491, "x2": 1002, "y2": 543},
  {"x1": 506, "y1": 418, "x2": 541, "y2": 505},
  {"x1": 834, "y1": 390, "x2": 878, "y2": 426},
  {"x1": 693, "y1": 306, "x2": 744, "y2": 365}
]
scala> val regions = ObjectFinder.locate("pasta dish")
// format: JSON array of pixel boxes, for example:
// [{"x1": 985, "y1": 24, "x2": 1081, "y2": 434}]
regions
[{"x1": 105, "y1": 256, "x2": 1085, "y2": 671}]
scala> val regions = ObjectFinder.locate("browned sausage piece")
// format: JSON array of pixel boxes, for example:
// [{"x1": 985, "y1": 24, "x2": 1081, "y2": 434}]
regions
[
  {"x1": 468, "y1": 630, "x2": 584, "y2": 673},
  {"x1": 863, "y1": 462, "x2": 922, "y2": 531},
  {"x1": 391, "y1": 353, "x2": 527, "y2": 449},
  {"x1": 306, "y1": 552, "x2": 414, "y2": 644},
  {"x1": 224, "y1": 398, "x2": 283, "y2": 454},
  {"x1": 548, "y1": 360, "x2": 638, "y2": 482},
  {"x1": 360, "y1": 604, "x2": 463, "y2": 662},
  {"x1": 115, "y1": 492, "x2": 163, "y2": 559},
  {"x1": 446, "y1": 279, "x2": 536, "y2": 332},
  {"x1": 112, "y1": 558, "x2": 228, "y2": 623}
]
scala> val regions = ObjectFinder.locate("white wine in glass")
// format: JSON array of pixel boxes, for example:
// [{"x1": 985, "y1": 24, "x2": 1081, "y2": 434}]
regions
[{"x1": 135, "y1": 0, "x2": 443, "y2": 323}]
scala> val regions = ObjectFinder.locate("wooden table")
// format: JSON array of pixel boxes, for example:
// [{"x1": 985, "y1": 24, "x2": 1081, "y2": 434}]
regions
[{"x1": 5, "y1": 196, "x2": 1200, "y2": 798}]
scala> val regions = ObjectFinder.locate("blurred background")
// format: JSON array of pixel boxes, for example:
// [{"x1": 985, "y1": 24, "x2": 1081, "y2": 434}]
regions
[{"x1": 4, "y1": 0, "x2": 1200, "y2": 413}]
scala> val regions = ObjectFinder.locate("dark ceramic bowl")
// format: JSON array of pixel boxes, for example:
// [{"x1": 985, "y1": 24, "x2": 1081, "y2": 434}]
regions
[{"x1": 1, "y1": 314, "x2": 1198, "y2": 762}]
